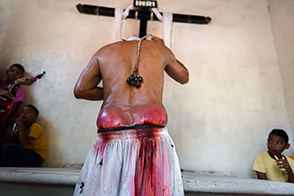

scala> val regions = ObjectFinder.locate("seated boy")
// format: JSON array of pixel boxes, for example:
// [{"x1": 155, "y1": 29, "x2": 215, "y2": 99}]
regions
[
  {"x1": 0, "y1": 104, "x2": 46, "y2": 167},
  {"x1": 253, "y1": 129, "x2": 294, "y2": 183},
  {"x1": 0, "y1": 64, "x2": 26, "y2": 131},
  {"x1": 0, "y1": 64, "x2": 38, "y2": 148}
]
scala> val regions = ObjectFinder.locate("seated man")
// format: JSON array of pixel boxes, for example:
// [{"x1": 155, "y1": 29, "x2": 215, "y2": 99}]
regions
[
  {"x1": 0, "y1": 104, "x2": 46, "y2": 167},
  {"x1": 73, "y1": 35, "x2": 189, "y2": 195}
]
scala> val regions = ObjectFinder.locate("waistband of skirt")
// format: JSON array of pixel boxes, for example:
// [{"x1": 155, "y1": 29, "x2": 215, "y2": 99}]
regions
[
  {"x1": 97, "y1": 125, "x2": 167, "y2": 140},
  {"x1": 97, "y1": 124, "x2": 165, "y2": 133}
]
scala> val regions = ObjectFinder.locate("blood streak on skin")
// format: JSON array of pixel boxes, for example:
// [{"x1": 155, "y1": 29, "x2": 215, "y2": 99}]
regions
[
  {"x1": 137, "y1": 107, "x2": 167, "y2": 126},
  {"x1": 97, "y1": 108, "x2": 127, "y2": 129},
  {"x1": 97, "y1": 105, "x2": 168, "y2": 129}
]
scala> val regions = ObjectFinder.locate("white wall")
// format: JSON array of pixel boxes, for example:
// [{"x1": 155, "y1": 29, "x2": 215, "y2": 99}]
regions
[
  {"x1": 0, "y1": 0, "x2": 292, "y2": 178},
  {"x1": 268, "y1": 0, "x2": 294, "y2": 149}
]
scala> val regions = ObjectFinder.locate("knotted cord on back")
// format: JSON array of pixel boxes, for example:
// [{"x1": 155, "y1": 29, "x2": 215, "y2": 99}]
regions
[{"x1": 126, "y1": 34, "x2": 152, "y2": 88}]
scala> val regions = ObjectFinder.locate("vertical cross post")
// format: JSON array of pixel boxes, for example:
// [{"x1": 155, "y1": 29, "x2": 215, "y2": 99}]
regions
[{"x1": 139, "y1": 9, "x2": 149, "y2": 37}]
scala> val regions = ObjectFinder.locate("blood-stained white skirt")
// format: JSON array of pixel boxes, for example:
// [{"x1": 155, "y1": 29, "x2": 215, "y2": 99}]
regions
[{"x1": 73, "y1": 126, "x2": 184, "y2": 196}]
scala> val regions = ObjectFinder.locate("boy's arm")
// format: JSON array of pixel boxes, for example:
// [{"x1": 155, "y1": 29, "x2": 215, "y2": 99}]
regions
[
  {"x1": 256, "y1": 171, "x2": 268, "y2": 180},
  {"x1": 282, "y1": 156, "x2": 294, "y2": 183},
  {"x1": 287, "y1": 169, "x2": 294, "y2": 183},
  {"x1": 253, "y1": 153, "x2": 268, "y2": 180},
  {"x1": 15, "y1": 76, "x2": 37, "y2": 86},
  {"x1": 15, "y1": 117, "x2": 33, "y2": 147}
]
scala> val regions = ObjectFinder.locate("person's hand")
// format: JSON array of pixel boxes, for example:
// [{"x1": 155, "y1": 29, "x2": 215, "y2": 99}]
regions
[
  {"x1": 6, "y1": 129, "x2": 18, "y2": 141},
  {"x1": 278, "y1": 155, "x2": 292, "y2": 173},
  {"x1": 276, "y1": 155, "x2": 291, "y2": 172},
  {"x1": 0, "y1": 89, "x2": 14, "y2": 101},
  {"x1": 15, "y1": 76, "x2": 38, "y2": 86},
  {"x1": 15, "y1": 117, "x2": 25, "y2": 128},
  {"x1": 151, "y1": 35, "x2": 165, "y2": 45}
]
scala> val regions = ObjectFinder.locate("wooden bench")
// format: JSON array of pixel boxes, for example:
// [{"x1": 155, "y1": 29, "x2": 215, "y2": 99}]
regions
[{"x1": 0, "y1": 168, "x2": 294, "y2": 196}]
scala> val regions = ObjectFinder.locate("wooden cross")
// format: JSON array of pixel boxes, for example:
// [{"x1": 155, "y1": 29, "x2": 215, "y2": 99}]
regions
[{"x1": 76, "y1": 3, "x2": 211, "y2": 38}]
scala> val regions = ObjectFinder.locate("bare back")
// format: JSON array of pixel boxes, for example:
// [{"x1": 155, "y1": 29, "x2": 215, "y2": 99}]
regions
[
  {"x1": 74, "y1": 37, "x2": 189, "y2": 129},
  {"x1": 97, "y1": 40, "x2": 169, "y2": 128}
]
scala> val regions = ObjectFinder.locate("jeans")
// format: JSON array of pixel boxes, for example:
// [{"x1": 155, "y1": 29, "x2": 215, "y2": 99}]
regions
[{"x1": 1, "y1": 142, "x2": 43, "y2": 167}]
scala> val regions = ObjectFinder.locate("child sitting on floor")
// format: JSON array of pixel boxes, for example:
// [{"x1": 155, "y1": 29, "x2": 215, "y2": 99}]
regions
[
  {"x1": 0, "y1": 104, "x2": 46, "y2": 167},
  {"x1": 253, "y1": 129, "x2": 294, "y2": 183}
]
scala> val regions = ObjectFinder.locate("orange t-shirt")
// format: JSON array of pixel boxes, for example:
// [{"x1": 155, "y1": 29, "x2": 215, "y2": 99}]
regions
[{"x1": 25, "y1": 123, "x2": 47, "y2": 160}]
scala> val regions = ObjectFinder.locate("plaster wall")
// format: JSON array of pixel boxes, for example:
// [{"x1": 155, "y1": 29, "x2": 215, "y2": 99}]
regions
[
  {"x1": 0, "y1": 0, "x2": 292, "y2": 179},
  {"x1": 268, "y1": 0, "x2": 294, "y2": 144}
]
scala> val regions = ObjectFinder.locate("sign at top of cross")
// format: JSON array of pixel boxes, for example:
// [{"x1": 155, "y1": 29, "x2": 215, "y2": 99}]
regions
[{"x1": 133, "y1": 0, "x2": 157, "y2": 8}]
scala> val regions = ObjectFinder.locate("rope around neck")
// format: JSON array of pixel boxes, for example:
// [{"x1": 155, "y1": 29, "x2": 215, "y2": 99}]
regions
[{"x1": 126, "y1": 34, "x2": 152, "y2": 88}]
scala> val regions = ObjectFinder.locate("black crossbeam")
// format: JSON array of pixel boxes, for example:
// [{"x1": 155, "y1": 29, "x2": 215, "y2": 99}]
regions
[{"x1": 76, "y1": 4, "x2": 211, "y2": 37}]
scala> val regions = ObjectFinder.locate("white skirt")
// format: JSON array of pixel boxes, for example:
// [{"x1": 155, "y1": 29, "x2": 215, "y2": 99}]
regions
[{"x1": 73, "y1": 126, "x2": 184, "y2": 196}]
